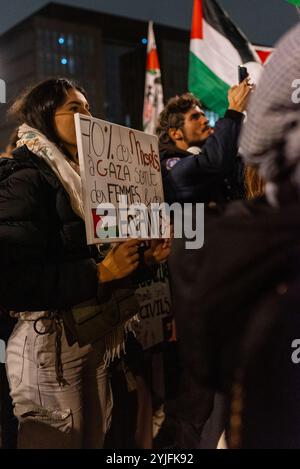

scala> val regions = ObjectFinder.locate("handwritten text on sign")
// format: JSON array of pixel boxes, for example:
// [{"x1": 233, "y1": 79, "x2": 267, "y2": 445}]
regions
[
  {"x1": 75, "y1": 114, "x2": 165, "y2": 244},
  {"x1": 135, "y1": 263, "x2": 173, "y2": 350}
]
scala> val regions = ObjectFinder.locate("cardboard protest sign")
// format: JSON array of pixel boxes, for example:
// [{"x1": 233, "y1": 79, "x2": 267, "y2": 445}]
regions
[
  {"x1": 75, "y1": 114, "x2": 173, "y2": 350},
  {"x1": 134, "y1": 263, "x2": 174, "y2": 350},
  {"x1": 75, "y1": 114, "x2": 165, "y2": 244}
]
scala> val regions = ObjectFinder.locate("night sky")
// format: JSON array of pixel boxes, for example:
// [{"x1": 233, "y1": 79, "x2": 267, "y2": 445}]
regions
[{"x1": 0, "y1": 0, "x2": 299, "y2": 46}]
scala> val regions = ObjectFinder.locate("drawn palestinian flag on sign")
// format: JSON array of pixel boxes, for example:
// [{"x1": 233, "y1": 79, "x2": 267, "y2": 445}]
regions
[{"x1": 188, "y1": 0, "x2": 261, "y2": 116}]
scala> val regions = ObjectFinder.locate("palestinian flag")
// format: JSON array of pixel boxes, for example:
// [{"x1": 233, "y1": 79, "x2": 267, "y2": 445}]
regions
[
  {"x1": 254, "y1": 45, "x2": 274, "y2": 64},
  {"x1": 188, "y1": 0, "x2": 260, "y2": 116},
  {"x1": 143, "y1": 21, "x2": 164, "y2": 135},
  {"x1": 285, "y1": 0, "x2": 300, "y2": 5}
]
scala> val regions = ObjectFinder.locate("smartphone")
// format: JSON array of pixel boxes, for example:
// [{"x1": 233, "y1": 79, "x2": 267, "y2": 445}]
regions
[{"x1": 238, "y1": 65, "x2": 248, "y2": 83}]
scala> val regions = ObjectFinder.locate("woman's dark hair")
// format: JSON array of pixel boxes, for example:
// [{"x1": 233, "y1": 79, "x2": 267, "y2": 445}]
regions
[
  {"x1": 1, "y1": 128, "x2": 19, "y2": 158},
  {"x1": 9, "y1": 78, "x2": 87, "y2": 148}
]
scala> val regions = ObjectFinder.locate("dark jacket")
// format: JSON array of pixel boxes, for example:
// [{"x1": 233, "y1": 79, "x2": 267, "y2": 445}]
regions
[
  {"x1": 160, "y1": 110, "x2": 245, "y2": 204},
  {"x1": 0, "y1": 145, "x2": 100, "y2": 311},
  {"x1": 168, "y1": 197, "x2": 300, "y2": 448},
  {"x1": 0, "y1": 145, "x2": 155, "y2": 314},
  {"x1": 169, "y1": 197, "x2": 300, "y2": 388}
]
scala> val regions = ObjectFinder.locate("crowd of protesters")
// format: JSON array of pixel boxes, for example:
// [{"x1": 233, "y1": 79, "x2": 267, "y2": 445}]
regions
[{"x1": 1, "y1": 20, "x2": 300, "y2": 449}]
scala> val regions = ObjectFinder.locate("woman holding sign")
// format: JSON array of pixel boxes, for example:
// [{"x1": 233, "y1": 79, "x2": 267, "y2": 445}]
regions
[{"x1": 0, "y1": 78, "x2": 170, "y2": 448}]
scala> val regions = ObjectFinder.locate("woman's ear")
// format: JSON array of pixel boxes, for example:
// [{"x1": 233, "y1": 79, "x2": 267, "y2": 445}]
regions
[{"x1": 168, "y1": 127, "x2": 184, "y2": 144}]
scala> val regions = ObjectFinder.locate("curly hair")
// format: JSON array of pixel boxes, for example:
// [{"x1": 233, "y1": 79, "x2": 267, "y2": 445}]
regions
[{"x1": 156, "y1": 93, "x2": 203, "y2": 146}]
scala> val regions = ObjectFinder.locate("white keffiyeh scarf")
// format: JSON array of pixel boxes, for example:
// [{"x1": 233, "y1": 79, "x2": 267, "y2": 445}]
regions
[{"x1": 17, "y1": 123, "x2": 85, "y2": 219}]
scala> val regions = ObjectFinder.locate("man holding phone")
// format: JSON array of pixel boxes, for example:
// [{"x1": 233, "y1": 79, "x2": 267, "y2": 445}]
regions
[{"x1": 157, "y1": 77, "x2": 252, "y2": 206}]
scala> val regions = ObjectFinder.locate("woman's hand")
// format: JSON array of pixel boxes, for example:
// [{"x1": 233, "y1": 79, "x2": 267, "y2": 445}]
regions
[
  {"x1": 97, "y1": 239, "x2": 142, "y2": 282},
  {"x1": 144, "y1": 237, "x2": 172, "y2": 266}
]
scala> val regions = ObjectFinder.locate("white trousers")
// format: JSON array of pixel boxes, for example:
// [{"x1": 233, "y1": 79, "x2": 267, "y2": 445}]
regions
[{"x1": 6, "y1": 318, "x2": 113, "y2": 448}]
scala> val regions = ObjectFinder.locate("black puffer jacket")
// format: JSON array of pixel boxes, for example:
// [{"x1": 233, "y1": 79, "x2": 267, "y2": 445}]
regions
[{"x1": 0, "y1": 145, "x2": 99, "y2": 311}]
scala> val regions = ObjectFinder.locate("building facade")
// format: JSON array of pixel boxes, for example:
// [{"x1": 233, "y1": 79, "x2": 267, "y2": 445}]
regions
[{"x1": 0, "y1": 3, "x2": 189, "y2": 150}]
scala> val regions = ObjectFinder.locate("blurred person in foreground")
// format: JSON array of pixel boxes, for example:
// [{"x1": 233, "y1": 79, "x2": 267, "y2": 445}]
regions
[
  {"x1": 154, "y1": 80, "x2": 253, "y2": 449},
  {"x1": 169, "y1": 22, "x2": 300, "y2": 448}
]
